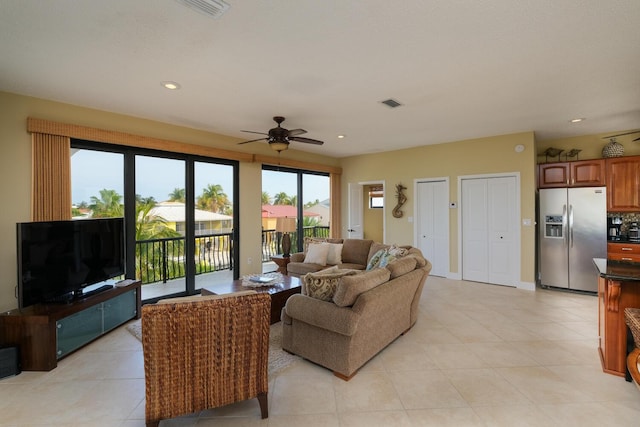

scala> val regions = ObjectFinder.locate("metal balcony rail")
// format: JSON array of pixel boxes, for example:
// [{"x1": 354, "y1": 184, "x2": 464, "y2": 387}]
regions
[{"x1": 135, "y1": 226, "x2": 329, "y2": 284}]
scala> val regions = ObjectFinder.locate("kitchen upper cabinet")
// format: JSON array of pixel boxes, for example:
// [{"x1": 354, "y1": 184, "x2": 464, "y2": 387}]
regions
[
  {"x1": 538, "y1": 159, "x2": 605, "y2": 188},
  {"x1": 606, "y1": 155, "x2": 640, "y2": 211}
]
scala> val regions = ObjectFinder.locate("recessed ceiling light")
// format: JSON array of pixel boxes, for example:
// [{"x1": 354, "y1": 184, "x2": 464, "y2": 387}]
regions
[
  {"x1": 337, "y1": 135, "x2": 345, "y2": 139},
  {"x1": 569, "y1": 118, "x2": 585, "y2": 123},
  {"x1": 161, "y1": 81, "x2": 181, "y2": 90}
]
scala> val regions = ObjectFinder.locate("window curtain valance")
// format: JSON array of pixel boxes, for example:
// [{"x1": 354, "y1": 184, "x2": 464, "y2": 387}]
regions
[{"x1": 31, "y1": 133, "x2": 72, "y2": 221}]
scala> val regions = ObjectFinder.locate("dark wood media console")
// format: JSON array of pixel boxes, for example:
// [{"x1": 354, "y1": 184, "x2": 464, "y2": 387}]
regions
[{"x1": 0, "y1": 281, "x2": 141, "y2": 371}]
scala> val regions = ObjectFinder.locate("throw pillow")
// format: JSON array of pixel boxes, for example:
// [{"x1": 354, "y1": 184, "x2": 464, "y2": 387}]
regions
[
  {"x1": 302, "y1": 268, "x2": 359, "y2": 302},
  {"x1": 325, "y1": 243, "x2": 343, "y2": 265},
  {"x1": 304, "y1": 243, "x2": 331, "y2": 265},
  {"x1": 388, "y1": 244, "x2": 409, "y2": 258},
  {"x1": 366, "y1": 249, "x2": 387, "y2": 270},
  {"x1": 366, "y1": 248, "x2": 397, "y2": 270},
  {"x1": 303, "y1": 236, "x2": 328, "y2": 253},
  {"x1": 333, "y1": 268, "x2": 391, "y2": 307}
]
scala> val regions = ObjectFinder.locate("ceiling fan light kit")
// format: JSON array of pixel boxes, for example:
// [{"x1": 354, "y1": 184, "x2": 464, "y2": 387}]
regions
[{"x1": 239, "y1": 116, "x2": 324, "y2": 152}]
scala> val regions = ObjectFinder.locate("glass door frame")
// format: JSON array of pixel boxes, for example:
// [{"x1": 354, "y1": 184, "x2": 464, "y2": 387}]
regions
[
  {"x1": 262, "y1": 164, "x2": 329, "y2": 252},
  {"x1": 72, "y1": 139, "x2": 240, "y2": 301}
]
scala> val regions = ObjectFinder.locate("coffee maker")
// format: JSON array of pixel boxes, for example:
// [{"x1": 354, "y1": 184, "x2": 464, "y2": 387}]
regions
[{"x1": 608, "y1": 216, "x2": 623, "y2": 240}]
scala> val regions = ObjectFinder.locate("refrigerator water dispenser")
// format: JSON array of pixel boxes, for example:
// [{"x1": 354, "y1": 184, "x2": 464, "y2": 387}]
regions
[{"x1": 544, "y1": 215, "x2": 563, "y2": 238}]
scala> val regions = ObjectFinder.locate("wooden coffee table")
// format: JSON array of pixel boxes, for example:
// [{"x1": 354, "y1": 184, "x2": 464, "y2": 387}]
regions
[{"x1": 200, "y1": 275, "x2": 301, "y2": 324}]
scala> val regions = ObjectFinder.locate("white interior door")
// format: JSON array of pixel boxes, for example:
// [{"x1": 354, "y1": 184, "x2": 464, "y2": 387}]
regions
[
  {"x1": 348, "y1": 183, "x2": 363, "y2": 238},
  {"x1": 487, "y1": 177, "x2": 517, "y2": 285},
  {"x1": 416, "y1": 180, "x2": 449, "y2": 277},
  {"x1": 462, "y1": 179, "x2": 489, "y2": 282},
  {"x1": 462, "y1": 176, "x2": 518, "y2": 286}
]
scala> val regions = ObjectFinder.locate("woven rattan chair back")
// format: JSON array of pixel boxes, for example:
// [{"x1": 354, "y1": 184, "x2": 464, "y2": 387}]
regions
[{"x1": 142, "y1": 293, "x2": 271, "y2": 427}]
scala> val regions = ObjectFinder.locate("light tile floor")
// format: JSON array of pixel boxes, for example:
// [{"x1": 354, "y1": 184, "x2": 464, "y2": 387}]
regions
[{"x1": 1, "y1": 276, "x2": 639, "y2": 426}]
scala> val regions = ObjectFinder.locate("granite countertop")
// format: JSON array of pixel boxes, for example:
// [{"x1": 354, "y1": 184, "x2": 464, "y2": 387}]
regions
[
  {"x1": 607, "y1": 237, "x2": 640, "y2": 244},
  {"x1": 593, "y1": 258, "x2": 640, "y2": 281}
]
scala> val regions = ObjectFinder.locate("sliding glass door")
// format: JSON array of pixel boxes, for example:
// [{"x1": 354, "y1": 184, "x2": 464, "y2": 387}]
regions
[
  {"x1": 262, "y1": 166, "x2": 330, "y2": 266},
  {"x1": 71, "y1": 140, "x2": 238, "y2": 302},
  {"x1": 193, "y1": 161, "x2": 235, "y2": 291},
  {"x1": 135, "y1": 155, "x2": 186, "y2": 300}
]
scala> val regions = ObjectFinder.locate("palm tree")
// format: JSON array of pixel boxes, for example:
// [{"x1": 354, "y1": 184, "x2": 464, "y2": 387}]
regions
[
  {"x1": 303, "y1": 216, "x2": 320, "y2": 227},
  {"x1": 136, "y1": 195, "x2": 156, "y2": 206},
  {"x1": 135, "y1": 202, "x2": 179, "y2": 241},
  {"x1": 197, "y1": 184, "x2": 230, "y2": 213},
  {"x1": 135, "y1": 201, "x2": 182, "y2": 284},
  {"x1": 273, "y1": 192, "x2": 292, "y2": 205},
  {"x1": 261, "y1": 191, "x2": 271, "y2": 205},
  {"x1": 304, "y1": 199, "x2": 320, "y2": 208},
  {"x1": 89, "y1": 189, "x2": 124, "y2": 218},
  {"x1": 168, "y1": 188, "x2": 186, "y2": 203}
]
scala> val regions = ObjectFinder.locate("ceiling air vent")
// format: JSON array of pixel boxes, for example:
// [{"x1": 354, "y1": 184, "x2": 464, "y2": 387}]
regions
[
  {"x1": 381, "y1": 98, "x2": 403, "y2": 108},
  {"x1": 175, "y1": 0, "x2": 230, "y2": 19}
]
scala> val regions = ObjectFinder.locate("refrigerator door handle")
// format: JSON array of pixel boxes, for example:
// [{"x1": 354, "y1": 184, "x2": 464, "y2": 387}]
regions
[
  {"x1": 569, "y1": 204, "x2": 574, "y2": 248},
  {"x1": 562, "y1": 204, "x2": 568, "y2": 247}
]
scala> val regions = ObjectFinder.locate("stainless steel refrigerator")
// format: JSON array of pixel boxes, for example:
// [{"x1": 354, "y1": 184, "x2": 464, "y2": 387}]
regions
[{"x1": 538, "y1": 187, "x2": 606, "y2": 292}]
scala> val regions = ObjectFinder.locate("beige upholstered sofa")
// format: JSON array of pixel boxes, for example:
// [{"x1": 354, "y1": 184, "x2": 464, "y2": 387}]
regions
[
  {"x1": 281, "y1": 242, "x2": 432, "y2": 380},
  {"x1": 286, "y1": 238, "x2": 375, "y2": 276}
]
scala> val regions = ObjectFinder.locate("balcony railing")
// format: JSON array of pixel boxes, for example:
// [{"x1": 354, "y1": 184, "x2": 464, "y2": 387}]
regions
[{"x1": 135, "y1": 226, "x2": 330, "y2": 284}]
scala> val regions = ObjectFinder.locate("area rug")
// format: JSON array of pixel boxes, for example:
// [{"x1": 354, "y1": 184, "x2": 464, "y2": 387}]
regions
[{"x1": 125, "y1": 320, "x2": 300, "y2": 377}]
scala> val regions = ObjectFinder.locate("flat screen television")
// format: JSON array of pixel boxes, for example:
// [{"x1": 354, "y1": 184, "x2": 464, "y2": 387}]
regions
[{"x1": 17, "y1": 218, "x2": 125, "y2": 308}]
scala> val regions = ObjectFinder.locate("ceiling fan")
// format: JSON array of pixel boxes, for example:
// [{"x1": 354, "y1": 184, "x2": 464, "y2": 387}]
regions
[
  {"x1": 238, "y1": 116, "x2": 324, "y2": 152},
  {"x1": 602, "y1": 130, "x2": 640, "y2": 142}
]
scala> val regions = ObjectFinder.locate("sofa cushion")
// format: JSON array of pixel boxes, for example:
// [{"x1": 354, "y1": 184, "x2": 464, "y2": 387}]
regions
[
  {"x1": 302, "y1": 268, "x2": 359, "y2": 302},
  {"x1": 386, "y1": 256, "x2": 417, "y2": 279},
  {"x1": 405, "y1": 249, "x2": 428, "y2": 268},
  {"x1": 325, "y1": 243, "x2": 344, "y2": 265},
  {"x1": 304, "y1": 243, "x2": 330, "y2": 265},
  {"x1": 341, "y1": 239, "x2": 374, "y2": 265},
  {"x1": 333, "y1": 268, "x2": 391, "y2": 307}
]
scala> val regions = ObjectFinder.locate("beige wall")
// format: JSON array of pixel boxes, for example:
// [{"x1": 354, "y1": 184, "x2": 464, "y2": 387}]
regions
[
  {"x1": 340, "y1": 132, "x2": 537, "y2": 286},
  {"x1": 0, "y1": 91, "x2": 339, "y2": 312}
]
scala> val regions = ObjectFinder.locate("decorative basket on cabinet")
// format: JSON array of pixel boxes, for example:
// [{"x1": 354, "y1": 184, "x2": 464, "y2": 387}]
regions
[{"x1": 602, "y1": 138, "x2": 624, "y2": 158}]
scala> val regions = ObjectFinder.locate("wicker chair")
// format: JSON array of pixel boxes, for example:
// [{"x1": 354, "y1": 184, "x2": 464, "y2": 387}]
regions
[
  {"x1": 625, "y1": 307, "x2": 640, "y2": 387},
  {"x1": 141, "y1": 292, "x2": 271, "y2": 427}
]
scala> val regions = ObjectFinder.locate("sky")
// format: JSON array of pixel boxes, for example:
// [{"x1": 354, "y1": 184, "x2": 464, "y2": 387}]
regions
[{"x1": 71, "y1": 149, "x2": 329, "y2": 206}]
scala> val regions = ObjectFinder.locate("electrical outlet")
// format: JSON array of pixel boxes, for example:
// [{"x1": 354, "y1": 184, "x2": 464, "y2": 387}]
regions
[{"x1": 247, "y1": 257, "x2": 252, "y2": 264}]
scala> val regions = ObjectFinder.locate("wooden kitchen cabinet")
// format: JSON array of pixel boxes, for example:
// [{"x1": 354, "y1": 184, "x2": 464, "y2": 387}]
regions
[
  {"x1": 538, "y1": 159, "x2": 605, "y2": 188},
  {"x1": 598, "y1": 275, "x2": 640, "y2": 376},
  {"x1": 608, "y1": 242, "x2": 640, "y2": 263},
  {"x1": 606, "y1": 155, "x2": 640, "y2": 211}
]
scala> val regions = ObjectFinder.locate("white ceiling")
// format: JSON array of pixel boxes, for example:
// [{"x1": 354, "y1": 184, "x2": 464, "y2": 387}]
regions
[{"x1": 1, "y1": 0, "x2": 639, "y2": 158}]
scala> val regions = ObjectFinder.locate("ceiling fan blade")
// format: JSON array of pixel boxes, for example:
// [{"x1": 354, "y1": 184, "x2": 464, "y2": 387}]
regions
[
  {"x1": 238, "y1": 137, "x2": 268, "y2": 144},
  {"x1": 290, "y1": 136, "x2": 324, "y2": 145},
  {"x1": 287, "y1": 128, "x2": 307, "y2": 136},
  {"x1": 241, "y1": 130, "x2": 268, "y2": 136},
  {"x1": 602, "y1": 130, "x2": 640, "y2": 139}
]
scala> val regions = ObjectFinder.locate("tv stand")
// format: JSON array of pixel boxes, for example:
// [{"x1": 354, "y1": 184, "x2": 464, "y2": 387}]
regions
[
  {"x1": 75, "y1": 284, "x2": 114, "y2": 299},
  {"x1": 0, "y1": 280, "x2": 141, "y2": 371}
]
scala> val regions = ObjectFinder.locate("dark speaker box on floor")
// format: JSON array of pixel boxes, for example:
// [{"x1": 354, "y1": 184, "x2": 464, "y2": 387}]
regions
[{"x1": 0, "y1": 346, "x2": 20, "y2": 379}]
